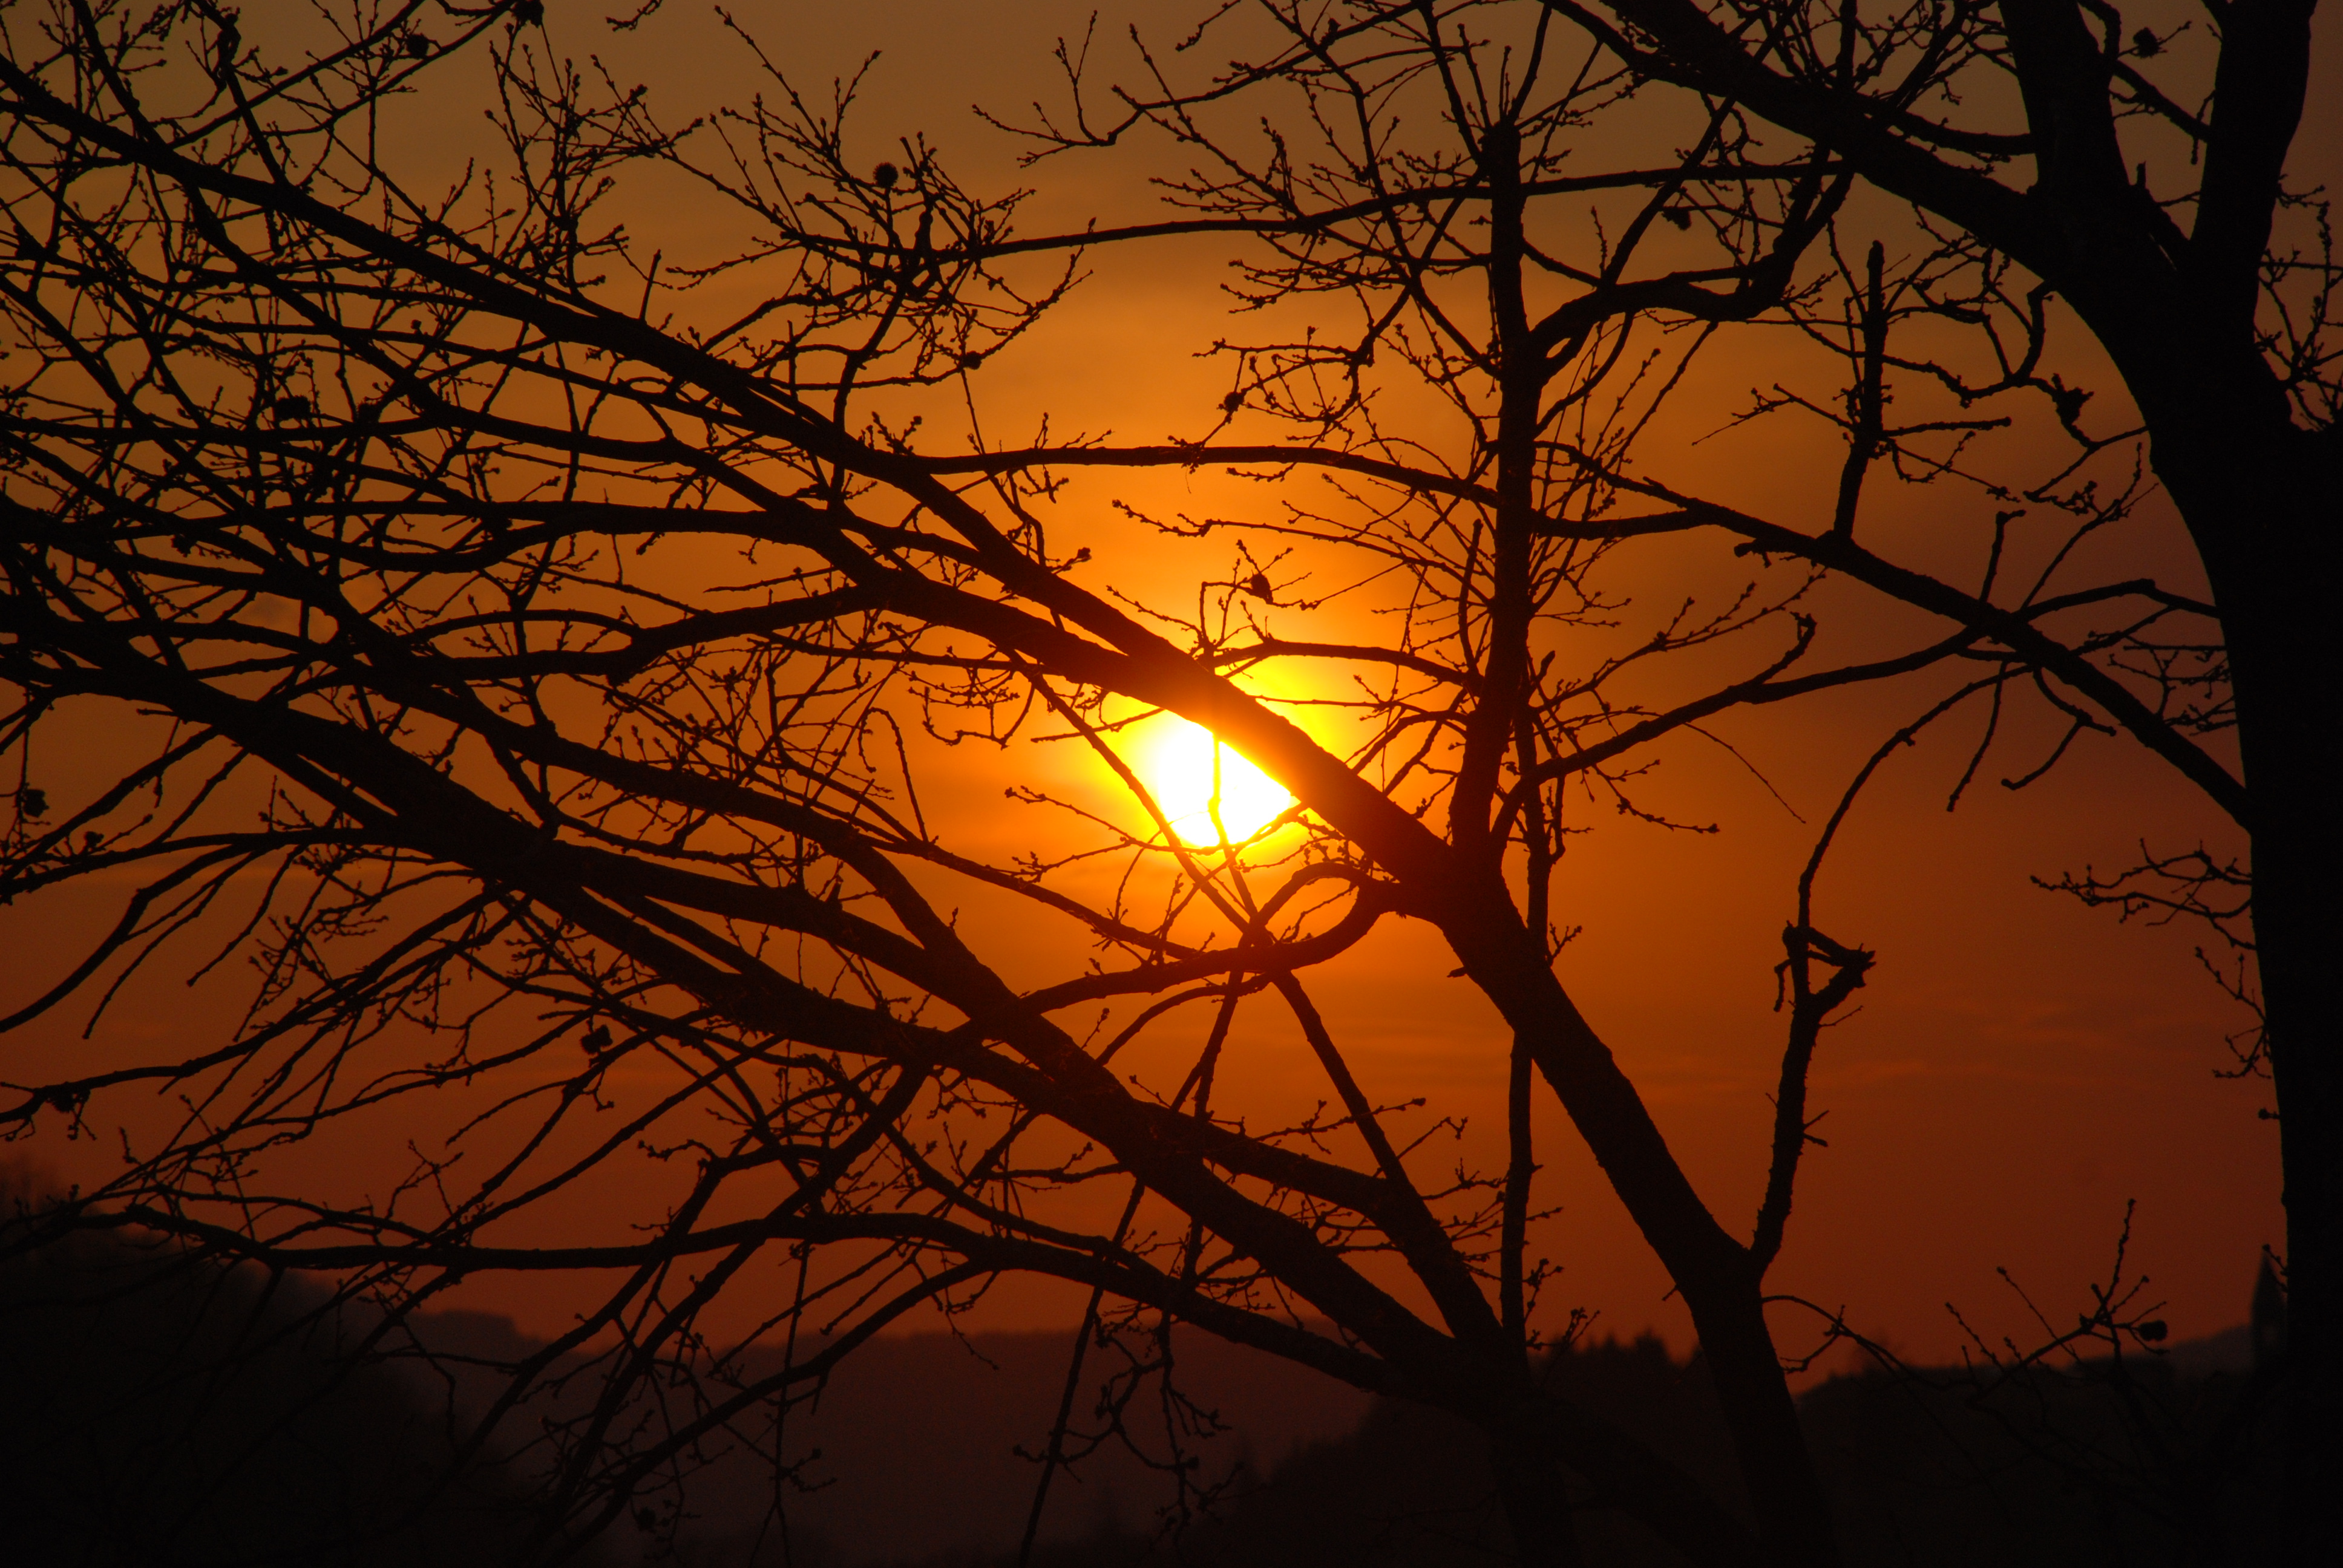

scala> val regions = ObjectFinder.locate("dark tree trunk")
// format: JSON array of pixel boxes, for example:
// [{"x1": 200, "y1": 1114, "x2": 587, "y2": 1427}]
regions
[
  {"x1": 2255, "y1": 721, "x2": 2343, "y2": 1566},
  {"x1": 1473, "y1": 916, "x2": 1836, "y2": 1566},
  {"x1": 1476, "y1": 108, "x2": 1841, "y2": 1567},
  {"x1": 1575, "y1": 0, "x2": 2332, "y2": 1554},
  {"x1": 1682, "y1": 1270, "x2": 1837, "y2": 1568},
  {"x1": 2154, "y1": 419, "x2": 2343, "y2": 1563}
]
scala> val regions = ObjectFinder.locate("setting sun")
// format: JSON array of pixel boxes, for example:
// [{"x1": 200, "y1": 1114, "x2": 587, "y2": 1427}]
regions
[{"x1": 1138, "y1": 717, "x2": 1297, "y2": 844}]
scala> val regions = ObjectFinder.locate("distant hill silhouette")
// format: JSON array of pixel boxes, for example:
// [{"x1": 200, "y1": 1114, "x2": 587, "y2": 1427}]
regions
[
  {"x1": 636, "y1": 1321, "x2": 2281, "y2": 1568},
  {"x1": 1804, "y1": 1317, "x2": 2282, "y2": 1568},
  {"x1": 413, "y1": 1309, "x2": 1376, "y2": 1566},
  {"x1": 467, "y1": 1308, "x2": 2267, "y2": 1568},
  {"x1": 955, "y1": 1331, "x2": 1743, "y2": 1568},
  {"x1": 1, "y1": 1169, "x2": 2287, "y2": 1567}
]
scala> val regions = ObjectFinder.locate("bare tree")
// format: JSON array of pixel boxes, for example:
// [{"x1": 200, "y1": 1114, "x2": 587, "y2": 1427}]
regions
[
  {"x1": 0, "y1": 2, "x2": 2279, "y2": 1565},
  {"x1": 1505, "y1": 0, "x2": 2332, "y2": 1555}
]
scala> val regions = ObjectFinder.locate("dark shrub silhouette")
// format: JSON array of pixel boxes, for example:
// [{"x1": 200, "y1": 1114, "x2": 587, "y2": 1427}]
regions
[{"x1": 0, "y1": 1175, "x2": 578, "y2": 1567}]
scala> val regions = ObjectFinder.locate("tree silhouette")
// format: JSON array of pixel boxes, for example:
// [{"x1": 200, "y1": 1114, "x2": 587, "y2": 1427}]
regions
[
  {"x1": 1516, "y1": 1, "x2": 2331, "y2": 1554},
  {"x1": 0, "y1": 4, "x2": 2300, "y2": 1564}
]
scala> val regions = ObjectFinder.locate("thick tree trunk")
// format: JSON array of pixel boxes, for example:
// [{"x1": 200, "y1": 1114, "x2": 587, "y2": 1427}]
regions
[
  {"x1": 1579, "y1": 3, "x2": 2330, "y2": 1553},
  {"x1": 1480, "y1": 924, "x2": 1837, "y2": 1566},
  {"x1": 1682, "y1": 1269, "x2": 1835, "y2": 1568},
  {"x1": 1473, "y1": 107, "x2": 1837, "y2": 1566},
  {"x1": 2150, "y1": 416, "x2": 2342, "y2": 1563},
  {"x1": 2250, "y1": 716, "x2": 2343, "y2": 1565}
]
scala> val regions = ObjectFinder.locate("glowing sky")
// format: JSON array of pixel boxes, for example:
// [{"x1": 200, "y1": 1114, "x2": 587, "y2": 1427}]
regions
[{"x1": 5, "y1": 0, "x2": 2330, "y2": 1372}]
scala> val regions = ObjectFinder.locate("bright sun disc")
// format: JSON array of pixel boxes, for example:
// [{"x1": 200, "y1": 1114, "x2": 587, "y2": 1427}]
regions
[{"x1": 1139, "y1": 718, "x2": 1296, "y2": 844}]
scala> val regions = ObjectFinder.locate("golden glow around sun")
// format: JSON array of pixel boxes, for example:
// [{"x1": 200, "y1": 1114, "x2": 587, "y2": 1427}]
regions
[{"x1": 1137, "y1": 717, "x2": 1297, "y2": 844}]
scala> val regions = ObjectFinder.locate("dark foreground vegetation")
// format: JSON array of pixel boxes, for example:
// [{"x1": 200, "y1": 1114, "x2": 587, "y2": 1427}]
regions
[
  {"x1": 825, "y1": 1325, "x2": 2284, "y2": 1568},
  {"x1": 0, "y1": 1178, "x2": 599, "y2": 1567},
  {"x1": 2, "y1": 1183, "x2": 2283, "y2": 1568}
]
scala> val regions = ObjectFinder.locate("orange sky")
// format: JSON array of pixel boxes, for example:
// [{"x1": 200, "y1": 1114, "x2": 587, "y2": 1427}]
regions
[{"x1": 6, "y1": 0, "x2": 2326, "y2": 1374}]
